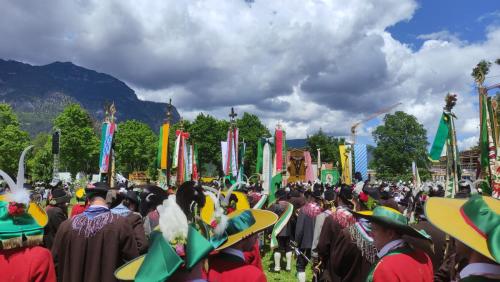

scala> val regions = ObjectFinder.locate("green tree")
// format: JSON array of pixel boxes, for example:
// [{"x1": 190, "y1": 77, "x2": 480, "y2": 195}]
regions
[
  {"x1": 114, "y1": 120, "x2": 158, "y2": 178},
  {"x1": 372, "y1": 111, "x2": 430, "y2": 181},
  {"x1": 0, "y1": 104, "x2": 30, "y2": 176},
  {"x1": 187, "y1": 114, "x2": 226, "y2": 176},
  {"x1": 306, "y1": 128, "x2": 344, "y2": 166},
  {"x1": 53, "y1": 104, "x2": 100, "y2": 176},
  {"x1": 236, "y1": 113, "x2": 271, "y2": 176},
  {"x1": 28, "y1": 133, "x2": 54, "y2": 182}
]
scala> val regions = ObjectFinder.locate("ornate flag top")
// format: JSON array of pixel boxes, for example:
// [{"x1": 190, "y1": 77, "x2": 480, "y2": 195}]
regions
[
  {"x1": 99, "y1": 103, "x2": 117, "y2": 174},
  {"x1": 428, "y1": 94, "x2": 461, "y2": 198}
]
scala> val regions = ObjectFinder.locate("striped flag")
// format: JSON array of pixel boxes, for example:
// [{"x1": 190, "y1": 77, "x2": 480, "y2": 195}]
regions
[
  {"x1": 354, "y1": 144, "x2": 368, "y2": 181},
  {"x1": 193, "y1": 144, "x2": 199, "y2": 180},
  {"x1": 99, "y1": 122, "x2": 116, "y2": 173}
]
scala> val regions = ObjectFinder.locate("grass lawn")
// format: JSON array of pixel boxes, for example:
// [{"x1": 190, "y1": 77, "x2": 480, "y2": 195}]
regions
[{"x1": 261, "y1": 249, "x2": 313, "y2": 282}]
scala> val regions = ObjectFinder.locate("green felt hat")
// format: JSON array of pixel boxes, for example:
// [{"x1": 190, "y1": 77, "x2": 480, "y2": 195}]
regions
[
  {"x1": 0, "y1": 201, "x2": 45, "y2": 249},
  {"x1": 0, "y1": 146, "x2": 47, "y2": 249},
  {"x1": 352, "y1": 206, "x2": 431, "y2": 241}
]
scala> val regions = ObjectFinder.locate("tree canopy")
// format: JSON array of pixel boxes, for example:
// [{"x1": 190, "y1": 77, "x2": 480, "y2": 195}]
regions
[
  {"x1": 53, "y1": 103, "x2": 100, "y2": 176},
  {"x1": 0, "y1": 103, "x2": 30, "y2": 176},
  {"x1": 372, "y1": 111, "x2": 430, "y2": 181},
  {"x1": 236, "y1": 113, "x2": 271, "y2": 176},
  {"x1": 306, "y1": 128, "x2": 344, "y2": 166},
  {"x1": 28, "y1": 133, "x2": 53, "y2": 182},
  {"x1": 114, "y1": 120, "x2": 158, "y2": 178}
]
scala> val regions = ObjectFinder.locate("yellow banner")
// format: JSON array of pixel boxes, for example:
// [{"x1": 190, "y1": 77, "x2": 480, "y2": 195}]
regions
[
  {"x1": 160, "y1": 123, "x2": 170, "y2": 169},
  {"x1": 339, "y1": 145, "x2": 351, "y2": 185}
]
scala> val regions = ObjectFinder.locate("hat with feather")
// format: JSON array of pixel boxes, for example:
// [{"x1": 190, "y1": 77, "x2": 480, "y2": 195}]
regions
[
  {"x1": 0, "y1": 146, "x2": 48, "y2": 250},
  {"x1": 115, "y1": 181, "x2": 214, "y2": 282},
  {"x1": 201, "y1": 182, "x2": 277, "y2": 251}
]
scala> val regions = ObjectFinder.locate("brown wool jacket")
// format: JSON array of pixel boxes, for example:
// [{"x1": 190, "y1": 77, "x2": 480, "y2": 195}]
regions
[{"x1": 51, "y1": 211, "x2": 139, "y2": 282}]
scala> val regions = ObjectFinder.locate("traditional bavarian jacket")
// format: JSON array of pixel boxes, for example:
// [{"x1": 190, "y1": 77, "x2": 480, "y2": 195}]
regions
[
  {"x1": 0, "y1": 246, "x2": 56, "y2": 282},
  {"x1": 366, "y1": 239, "x2": 433, "y2": 282},
  {"x1": 207, "y1": 248, "x2": 267, "y2": 282}
]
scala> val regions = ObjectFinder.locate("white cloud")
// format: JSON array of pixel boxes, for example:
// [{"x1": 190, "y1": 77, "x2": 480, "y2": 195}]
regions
[
  {"x1": 458, "y1": 136, "x2": 479, "y2": 151},
  {"x1": 417, "y1": 30, "x2": 463, "y2": 44},
  {"x1": 0, "y1": 0, "x2": 497, "y2": 148}
]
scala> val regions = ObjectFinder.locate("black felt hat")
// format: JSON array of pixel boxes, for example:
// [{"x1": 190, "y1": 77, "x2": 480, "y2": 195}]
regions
[
  {"x1": 49, "y1": 188, "x2": 71, "y2": 204},
  {"x1": 85, "y1": 182, "x2": 109, "y2": 198},
  {"x1": 176, "y1": 181, "x2": 206, "y2": 217}
]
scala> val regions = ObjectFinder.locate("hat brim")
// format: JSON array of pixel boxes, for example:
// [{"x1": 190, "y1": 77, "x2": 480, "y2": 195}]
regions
[
  {"x1": 28, "y1": 202, "x2": 48, "y2": 227},
  {"x1": 352, "y1": 210, "x2": 430, "y2": 240},
  {"x1": 424, "y1": 196, "x2": 499, "y2": 262},
  {"x1": 115, "y1": 255, "x2": 145, "y2": 281},
  {"x1": 216, "y1": 209, "x2": 278, "y2": 251}
]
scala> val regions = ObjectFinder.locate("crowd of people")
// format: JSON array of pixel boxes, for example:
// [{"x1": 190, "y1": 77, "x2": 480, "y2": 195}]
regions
[{"x1": 0, "y1": 148, "x2": 499, "y2": 282}]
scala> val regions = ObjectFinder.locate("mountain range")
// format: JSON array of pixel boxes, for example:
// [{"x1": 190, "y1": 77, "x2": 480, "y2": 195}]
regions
[{"x1": 0, "y1": 59, "x2": 179, "y2": 136}]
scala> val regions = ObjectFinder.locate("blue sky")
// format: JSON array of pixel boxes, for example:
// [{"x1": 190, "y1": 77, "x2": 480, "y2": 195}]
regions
[
  {"x1": 353, "y1": 0, "x2": 500, "y2": 147},
  {"x1": 389, "y1": 0, "x2": 500, "y2": 49}
]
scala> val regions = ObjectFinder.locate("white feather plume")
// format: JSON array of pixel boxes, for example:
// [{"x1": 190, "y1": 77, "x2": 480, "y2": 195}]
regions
[
  {"x1": 223, "y1": 181, "x2": 245, "y2": 206},
  {"x1": 1, "y1": 146, "x2": 33, "y2": 205},
  {"x1": 157, "y1": 196, "x2": 188, "y2": 243},
  {"x1": 204, "y1": 191, "x2": 228, "y2": 236}
]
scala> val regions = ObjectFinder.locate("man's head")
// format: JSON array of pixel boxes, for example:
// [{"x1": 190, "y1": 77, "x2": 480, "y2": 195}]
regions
[
  {"x1": 371, "y1": 222, "x2": 402, "y2": 250},
  {"x1": 232, "y1": 233, "x2": 258, "y2": 252},
  {"x1": 122, "y1": 191, "x2": 140, "y2": 212},
  {"x1": 85, "y1": 182, "x2": 110, "y2": 206}
]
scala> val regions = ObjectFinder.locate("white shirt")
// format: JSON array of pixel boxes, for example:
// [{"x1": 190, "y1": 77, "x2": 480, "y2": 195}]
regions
[
  {"x1": 377, "y1": 239, "x2": 405, "y2": 258},
  {"x1": 221, "y1": 247, "x2": 245, "y2": 261},
  {"x1": 459, "y1": 263, "x2": 500, "y2": 279}
]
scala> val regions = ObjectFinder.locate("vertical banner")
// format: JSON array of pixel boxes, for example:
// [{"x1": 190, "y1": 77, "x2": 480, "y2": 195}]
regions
[
  {"x1": 480, "y1": 95, "x2": 500, "y2": 198},
  {"x1": 412, "y1": 161, "x2": 421, "y2": 189},
  {"x1": 354, "y1": 144, "x2": 368, "y2": 181},
  {"x1": 174, "y1": 130, "x2": 189, "y2": 184},
  {"x1": 172, "y1": 134, "x2": 181, "y2": 169},
  {"x1": 225, "y1": 128, "x2": 239, "y2": 177},
  {"x1": 339, "y1": 145, "x2": 352, "y2": 185},
  {"x1": 160, "y1": 123, "x2": 170, "y2": 169},
  {"x1": 429, "y1": 114, "x2": 449, "y2": 162},
  {"x1": 99, "y1": 122, "x2": 116, "y2": 173},
  {"x1": 237, "y1": 142, "x2": 246, "y2": 183},
  {"x1": 262, "y1": 142, "x2": 272, "y2": 195},
  {"x1": 317, "y1": 149, "x2": 321, "y2": 178},
  {"x1": 186, "y1": 142, "x2": 192, "y2": 181},
  {"x1": 256, "y1": 138, "x2": 263, "y2": 174},
  {"x1": 192, "y1": 144, "x2": 199, "y2": 180},
  {"x1": 221, "y1": 141, "x2": 228, "y2": 174},
  {"x1": 275, "y1": 129, "x2": 283, "y2": 172},
  {"x1": 304, "y1": 151, "x2": 315, "y2": 183}
]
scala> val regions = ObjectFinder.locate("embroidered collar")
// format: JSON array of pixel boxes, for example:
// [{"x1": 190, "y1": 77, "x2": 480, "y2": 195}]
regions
[
  {"x1": 459, "y1": 263, "x2": 500, "y2": 279},
  {"x1": 377, "y1": 239, "x2": 405, "y2": 258},
  {"x1": 221, "y1": 247, "x2": 245, "y2": 261},
  {"x1": 111, "y1": 203, "x2": 131, "y2": 217}
]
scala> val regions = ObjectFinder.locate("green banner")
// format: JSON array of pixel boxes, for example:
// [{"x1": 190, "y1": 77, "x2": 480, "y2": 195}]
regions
[
  {"x1": 429, "y1": 113, "x2": 450, "y2": 161},
  {"x1": 321, "y1": 169, "x2": 340, "y2": 185}
]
